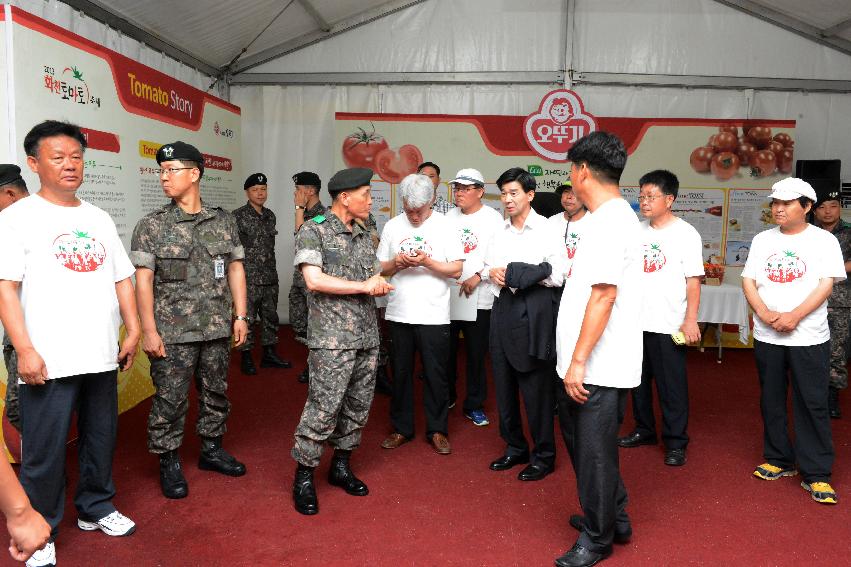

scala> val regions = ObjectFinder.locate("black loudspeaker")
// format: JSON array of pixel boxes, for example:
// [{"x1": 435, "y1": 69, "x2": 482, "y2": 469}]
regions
[{"x1": 795, "y1": 159, "x2": 841, "y2": 192}]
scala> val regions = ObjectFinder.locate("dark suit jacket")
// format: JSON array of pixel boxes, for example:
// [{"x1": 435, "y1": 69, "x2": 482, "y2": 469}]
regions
[{"x1": 490, "y1": 261, "x2": 561, "y2": 372}]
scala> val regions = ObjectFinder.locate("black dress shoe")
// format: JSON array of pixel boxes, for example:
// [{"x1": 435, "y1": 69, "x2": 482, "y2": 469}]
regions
[
  {"x1": 569, "y1": 514, "x2": 631, "y2": 544},
  {"x1": 159, "y1": 450, "x2": 188, "y2": 499},
  {"x1": 518, "y1": 463, "x2": 553, "y2": 481},
  {"x1": 489, "y1": 454, "x2": 530, "y2": 471},
  {"x1": 829, "y1": 386, "x2": 841, "y2": 419},
  {"x1": 240, "y1": 351, "x2": 257, "y2": 375},
  {"x1": 664, "y1": 448, "x2": 687, "y2": 466},
  {"x1": 293, "y1": 464, "x2": 318, "y2": 515},
  {"x1": 327, "y1": 450, "x2": 369, "y2": 496},
  {"x1": 617, "y1": 431, "x2": 657, "y2": 448},
  {"x1": 260, "y1": 346, "x2": 292, "y2": 368},
  {"x1": 555, "y1": 543, "x2": 612, "y2": 567},
  {"x1": 198, "y1": 437, "x2": 247, "y2": 476}
]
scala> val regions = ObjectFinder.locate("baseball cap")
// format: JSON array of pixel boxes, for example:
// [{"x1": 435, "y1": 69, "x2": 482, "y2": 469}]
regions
[
  {"x1": 555, "y1": 181, "x2": 573, "y2": 195},
  {"x1": 450, "y1": 168, "x2": 485, "y2": 186},
  {"x1": 767, "y1": 177, "x2": 816, "y2": 201}
]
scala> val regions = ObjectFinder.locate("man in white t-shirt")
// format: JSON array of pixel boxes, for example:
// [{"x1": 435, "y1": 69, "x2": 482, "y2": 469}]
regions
[
  {"x1": 378, "y1": 173, "x2": 463, "y2": 455},
  {"x1": 618, "y1": 170, "x2": 703, "y2": 467},
  {"x1": 0, "y1": 121, "x2": 140, "y2": 567},
  {"x1": 554, "y1": 132, "x2": 642, "y2": 567},
  {"x1": 445, "y1": 168, "x2": 503, "y2": 427},
  {"x1": 547, "y1": 182, "x2": 591, "y2": 281},
  {"x1": 742, "y1": 177, "x2": 846, "y2": 506}
]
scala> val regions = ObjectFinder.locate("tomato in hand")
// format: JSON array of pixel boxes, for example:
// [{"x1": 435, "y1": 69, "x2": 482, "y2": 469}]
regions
[
  {"x1": 773, "y1": 132, "x2": 793, "y2": 148},
  {"x1": 746, "y1": 126, "x2": 772, "y2": 149},
  {"x1": 712, "y1": 131, "x2": 738, "y2": 152},
  {"x1": 778, "y1": 147, "x2": 794, "y2": 173},
  {"x1": 736, "y1": 141, "x2": 757, "y2": 166},
  {"x1": 718, "y1": 125, "x2": 739, "y2": 138},
  {"x1": 342, "y1": 125, "x2": 389, "y2": 168},
  {"x1": 374, "y1": 144, "x2": 424, "y2": 184},
  {"x1": 750, "y1": 149, "x2": 777, "y2": 177},
  {"x1": 711, "y1": 152, "x2": 740, "y2": 181},
  {"x1": 690, "y1": 146, "x2": 716, "y2": 173}
]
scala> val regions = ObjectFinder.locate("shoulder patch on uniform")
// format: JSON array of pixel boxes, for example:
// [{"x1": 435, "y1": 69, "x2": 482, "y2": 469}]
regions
[{"x1": 312, "y1": 215, "x2": 326, "y2": 224}]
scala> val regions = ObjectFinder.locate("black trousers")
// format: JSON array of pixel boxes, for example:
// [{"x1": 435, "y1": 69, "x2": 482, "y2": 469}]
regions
[
  {"x1": 630, "y1": 331, "x2": 689, "y2": 449},
  {"x1": 20, "y1": 370, "x2": 119, "y2": 538},
  {"x1": 557, "y1": 382, "x2": 630, "y2": 552},
  {"x1": 490, "y1": 338, "x2": 555, "y2": 468},
  {"x1": 448, "y1": 309, "x2": 491, "y2": 412},
  {"x1": 389, "y1": 322, "x2": 450, "y2": 438},
  {"x1": 753, "y1": 339, "x2": 833, "y2": 483}
]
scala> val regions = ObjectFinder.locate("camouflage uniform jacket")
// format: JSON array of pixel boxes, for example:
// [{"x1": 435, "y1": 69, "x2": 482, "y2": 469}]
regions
[
  {"x1": 233, "y1": 203, "x2": 278, "y2": 285},
  {"x1": 828, "y1": 219, "x2": 851, "y2": 307},
  {"x1": 130, "y1": 201, "x2": 245, "y2": 344},
  {"x1": 291, "y1": 201, "x2": 326, "y2": 288},
  {"x1": 293, "y1": 211, "x2": 380, "y2": 350}
]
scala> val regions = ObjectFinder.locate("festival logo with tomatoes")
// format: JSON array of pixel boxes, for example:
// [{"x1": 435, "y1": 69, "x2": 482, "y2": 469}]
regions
[
  {"x1": 643, "y1": 242, "x2": 667, "y2": 273},
  {"x1": 341, "y1": 123, "x2": 424, "y2": 184},
  {"x1": 523, "y1": 90, "x2": 597, "y2": 162},
  {"x1": 398, "y1": 235, "x2": 433, "y2": 258},
  {"x1": 764, "y1": 250, "x2": 806, "y2": 283},
  {"x1": 53, "y1": 229, "x2": 106, "y2": 272},
  {"x1": 458, "y1": 228, "x2": 478, "y2": 254}
]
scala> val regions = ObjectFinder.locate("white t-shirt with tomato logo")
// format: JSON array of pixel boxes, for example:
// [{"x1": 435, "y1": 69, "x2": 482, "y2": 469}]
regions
[
  {"x1": 446, "y1": 205, "x2": 504, "y2": 310},
  {"x1": 639, "y1": 217, "x2": 705, "y2": 334},
  {"x1": 0, "y1": 194, "x2": 135, "y2": 380},
  {"x1": 547, "y1": 211, "x2": 592, "y2": 282},
  {"x1": 556, "y1": 198, "x2": 643, "y2": 388},
  {"x1": 742, "y1": 224, "x2": 846, "y2": 346},
  {"x1": 377, "y1": 211, "x2": 465, "y2": 325}
]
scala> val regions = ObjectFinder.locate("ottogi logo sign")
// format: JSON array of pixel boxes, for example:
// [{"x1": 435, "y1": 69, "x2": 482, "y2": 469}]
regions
[{"x1": 523, "y1": 90, "x2": 597, "y2": 162}]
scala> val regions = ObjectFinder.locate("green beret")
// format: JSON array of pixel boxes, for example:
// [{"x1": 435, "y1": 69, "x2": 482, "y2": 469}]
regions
[{"x1": 328, "y1": 168, "x2": 373, "y2": 195}]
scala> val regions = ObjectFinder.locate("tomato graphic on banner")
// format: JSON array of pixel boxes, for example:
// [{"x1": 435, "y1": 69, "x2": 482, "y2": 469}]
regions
[
  {"x1": 523, "y1": 90, "x2": 598, "y2": 162},
  {"x1": 643, "y1": 243, "x2": 667, "y2": 273},
  {"x1": 53, "y1": 230, "x2": 106, "y2": 272},
  {"x1": 765, "y1": 250, "x2": 806, "y2": 283}
]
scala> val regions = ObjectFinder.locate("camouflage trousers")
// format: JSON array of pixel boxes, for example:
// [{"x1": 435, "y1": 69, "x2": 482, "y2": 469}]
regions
[
  {"x1": 828, "y1": 306, "x2": 849, "y2": 390},
  {"x1": 148, "y1": 338, "x2": 231, "y2": 453},
  {"x1": 3, "y1": 346, "x2": 21, "y2": 432},
  {"x1": 288, "y1": 283, "x2": 309, "y2": 346},
  {"x1": 242, "y1": 283, "x2": 280, "y2": 350},
  {"x1": 291, "y1": 347, "x2": 378, "y2": 467}
]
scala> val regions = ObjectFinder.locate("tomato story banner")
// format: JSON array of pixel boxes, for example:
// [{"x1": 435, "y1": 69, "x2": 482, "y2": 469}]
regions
[{"x1": 0, "y1": 7, "x2": 243, "y2": 462}]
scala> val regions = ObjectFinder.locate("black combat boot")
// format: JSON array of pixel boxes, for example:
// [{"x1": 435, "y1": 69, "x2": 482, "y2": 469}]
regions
[
  {"x1": 261, "y1": 346, "x2": 292, "y2": 368},
  {"x1": 240, "y1": 351, "x2": 257, "y2": 375},
  {"x1": 293, "y1": 463, "x2": 319, "y2": 515},
  {"x1": 297, "y1": 367, "x2": 309, "y2": 384},
  {"x1": 328, "y1": 449, "x2": 369, "y2": 496},
  {"x1": 829, "y1": 386, "x2": 841, "y2": 419},
  {"x1": 375, "y1": 364, "x2": 391, "y2": 396},
  {"x1": 159, "y1": 450, "x2": 188, "y2": 499},
  {"x1": 198, "y1": 437, "x2": 246, "y2": 476}
]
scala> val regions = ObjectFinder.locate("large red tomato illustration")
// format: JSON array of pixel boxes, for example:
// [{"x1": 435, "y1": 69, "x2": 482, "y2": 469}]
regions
[
  {"x1": 643, "y1": 243, "x2": 666, "y2": 273},
  {"x1": 765, "y1": 250, "x2": 805, "y2": 283},
  {"x1": 341, "y1": 125, "x2": 389, "y2": 169},
  {"x1": 53, "y1": 230, "x2": 106, "y2": 272},
  {"x1": 374, "y1": 144, "x2": 424, "y2": 184},
  {"x1": 459, "y1": 228, "x2": 478, "y2": 254}
]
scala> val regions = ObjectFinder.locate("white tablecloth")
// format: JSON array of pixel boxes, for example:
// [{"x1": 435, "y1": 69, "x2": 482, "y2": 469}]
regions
[{"x1": 697, "y1": 283, "x2": 750, "y2": 344}]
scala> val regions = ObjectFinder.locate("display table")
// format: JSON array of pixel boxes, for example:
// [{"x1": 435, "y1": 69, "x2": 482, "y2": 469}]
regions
[{"x1": 697, "y1": 283, "x2": 751, "y2": 361}]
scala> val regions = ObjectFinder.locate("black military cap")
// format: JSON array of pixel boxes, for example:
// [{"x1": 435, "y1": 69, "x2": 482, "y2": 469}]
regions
[
  {"x1": 327, "y1": 168, "x2": 373, "y2": 195},
  {"x1": 292, "y1": 171, "x2": 321, "y2": 189},
  {"x1": 555, "y1": 181, "x2": 573, "y2": 195},
  {"x1": 244, "y1": 172, "x2": 268, "y2": 190},
  {"x1": 156, "y1": 141, "x2": 204, "y2": 175},
  {"x1": 813, "y1": 179, "x2": 840, "y2": 204},
  {"x1": 0, "y1": 164, "x2": 23, "y2": 187}
]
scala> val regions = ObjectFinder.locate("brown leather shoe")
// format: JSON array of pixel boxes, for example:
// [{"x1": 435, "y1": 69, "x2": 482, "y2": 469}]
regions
[
  {"x1": 381, "y1": 432, "x2": 410, "y2": 449},
  {"x1": 430, "y1": 433, "x2": 451, "y2": 455}
]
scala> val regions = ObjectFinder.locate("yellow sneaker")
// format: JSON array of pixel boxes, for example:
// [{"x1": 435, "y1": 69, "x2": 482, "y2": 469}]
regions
[
  {"x1": 801, "y1": 481, "x2": 838, "y2": 505},
  {"x1": 753, "y1": 463, "x2": 797, "y2": 481}
]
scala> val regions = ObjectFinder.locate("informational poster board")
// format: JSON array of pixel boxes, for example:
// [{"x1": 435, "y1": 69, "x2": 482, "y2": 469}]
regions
[{"x1": 0, "y1": 7, "x2": 242, "y2": 461}]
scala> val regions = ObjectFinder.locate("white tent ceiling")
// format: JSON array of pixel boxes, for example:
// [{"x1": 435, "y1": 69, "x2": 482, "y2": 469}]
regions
[{"x1": 56, "y1": 0, "x2": 851, "y2": 81}]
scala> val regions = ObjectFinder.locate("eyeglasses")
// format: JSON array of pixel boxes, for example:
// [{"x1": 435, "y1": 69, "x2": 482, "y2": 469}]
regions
[
  {"x1": 637, "y1": 194, "x2": 665, "y2": 203},
  {"x1": 452, "y1": 184, "x2": 482, "y2": 193},
  {"x1": 159, "y1": 167, "x2": 194, "y2": 176}
]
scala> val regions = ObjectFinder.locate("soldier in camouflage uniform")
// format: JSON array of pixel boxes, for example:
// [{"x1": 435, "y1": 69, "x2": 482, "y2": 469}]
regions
[
  {"x1": 289, "y1": 171, "x2": 326, "y2": 383},
  {"x1": 131, "y1": 142, "x2": 249, "y2": 500},
  {"x1": 812, "y1": 185, "x2": 851, "y2": 418},
  {"x1": 0, "y1": 165, "x2": 29, "y2": 432},
  {"x1": 290, "y1": 167, "x2": 393, "y2": 516},
  {"x1": 233, "y1": 173, "x2": 291, "y2": 375}
]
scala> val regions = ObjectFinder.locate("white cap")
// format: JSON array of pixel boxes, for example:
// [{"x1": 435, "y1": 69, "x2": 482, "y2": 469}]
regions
[
  {"x1": 767, "y1": 177, "x2": 817, "y2": 201},
  {"x1": 450, "y1": 168, "x2": 485, "y2": 186}
]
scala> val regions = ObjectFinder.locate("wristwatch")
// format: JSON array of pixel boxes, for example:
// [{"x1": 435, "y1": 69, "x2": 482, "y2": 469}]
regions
[
  {"x1": 295, "y1": 205, "x2": 306, "y2": 210},
  {"x1": 234, "y1": 315, "x2": 250, "y2": 322}
]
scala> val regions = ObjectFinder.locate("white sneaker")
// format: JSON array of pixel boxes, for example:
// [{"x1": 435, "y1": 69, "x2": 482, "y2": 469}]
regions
[
  {"x1": 77, "y1": 510, "x2": 136, "y2": 536},
  {"x1": 25, "y1": 541, "x2": 55, "y2": 567}
]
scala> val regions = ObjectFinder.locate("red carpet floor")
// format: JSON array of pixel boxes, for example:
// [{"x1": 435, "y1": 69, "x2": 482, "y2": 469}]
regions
[{"x1": 5, "y1": 327, "x2": 850, "y2": 566}]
